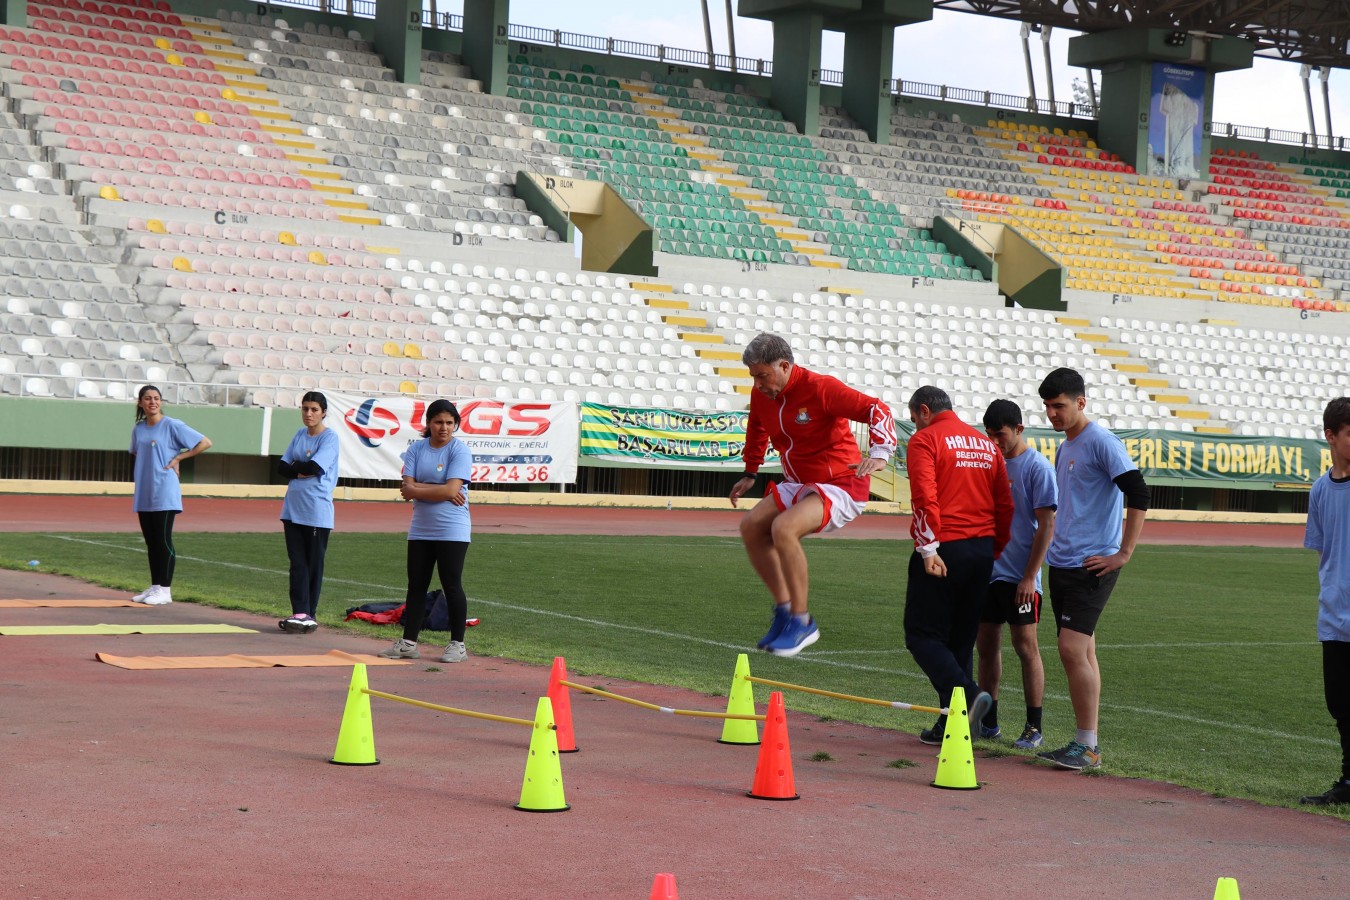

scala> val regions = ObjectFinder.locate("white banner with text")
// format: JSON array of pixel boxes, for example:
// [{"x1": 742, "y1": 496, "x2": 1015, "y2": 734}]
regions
[{"x1": 328, "y1": 394, "x2": 579, "y2": 484}]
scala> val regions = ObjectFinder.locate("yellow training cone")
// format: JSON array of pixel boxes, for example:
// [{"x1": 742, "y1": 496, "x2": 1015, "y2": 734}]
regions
[
  {"x1": 718, "y1": 653, "x2": 760, "y2": 745},
  {"x1": 931, "y1": 686, "x2": 978, "y2": 790},
  {"x1": 515, "y1": 697, "x2": 569, "y2": 812},
  {"x1": 329, "y1": 664, "x2": 379, "y2": 765},
  {"x1": 1213, "y1": 877, "x2": 1241, "y2": 899}
]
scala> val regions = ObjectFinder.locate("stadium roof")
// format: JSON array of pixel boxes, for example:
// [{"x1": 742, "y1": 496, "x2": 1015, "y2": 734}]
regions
[{"x1": 934, "y1": 0, "x2": 1350, "y2": 68}]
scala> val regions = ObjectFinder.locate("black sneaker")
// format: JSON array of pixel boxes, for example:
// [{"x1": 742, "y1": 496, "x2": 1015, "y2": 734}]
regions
[
  {"x1": 919, "y1": 716, "x2": 947, "y2": 745},
  {"x1": 1299, "y1": 780, "x2": 1350, "y2": 806}
]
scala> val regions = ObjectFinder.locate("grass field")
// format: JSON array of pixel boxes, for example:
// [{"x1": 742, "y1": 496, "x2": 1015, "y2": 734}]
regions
[{"x1": 2, "y1": 528, "x2": 1345, "y2": 819}]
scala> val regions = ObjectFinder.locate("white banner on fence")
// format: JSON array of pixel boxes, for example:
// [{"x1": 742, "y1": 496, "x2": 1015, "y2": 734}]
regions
[{"x1": 328, "y1": 394, "x2": 579, "y2": 484}]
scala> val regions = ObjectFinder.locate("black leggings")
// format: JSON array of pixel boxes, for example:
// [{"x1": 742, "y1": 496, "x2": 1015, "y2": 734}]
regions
[
  {"x1": 402, "y1": 540, "x2": 469, "y2": 643},
  {"x1": 283, "y1": 520, "x2": 331, "y2": 618},
  {"x1": 1324, "y1": 640, "x2": 1350, "y2": 782},
  {"x1": 137, "y1": 510, "x2": 178, "y2": 587}
]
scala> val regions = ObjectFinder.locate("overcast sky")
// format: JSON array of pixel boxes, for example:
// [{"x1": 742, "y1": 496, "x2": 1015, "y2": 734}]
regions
[{"x1": 437, "y1": 0, "x2": 1347, "y2": 141}]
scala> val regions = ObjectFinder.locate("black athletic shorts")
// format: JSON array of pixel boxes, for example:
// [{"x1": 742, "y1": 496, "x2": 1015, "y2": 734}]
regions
[
  {"x1": 1047, "y1": 566, "x2": 1120, "y2": 636},
  {"x1": 981, "y1": 579, "x2": 1041, "y2": 627}
]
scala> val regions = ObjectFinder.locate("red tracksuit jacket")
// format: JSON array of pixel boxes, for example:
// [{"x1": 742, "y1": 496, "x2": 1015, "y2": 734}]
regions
[
  {"x1": 907, "y1": 410, "x2": 1012, "y2": 556},
  {"x1": 742, "y1": 365, "x2": 896, "y2": 503}
]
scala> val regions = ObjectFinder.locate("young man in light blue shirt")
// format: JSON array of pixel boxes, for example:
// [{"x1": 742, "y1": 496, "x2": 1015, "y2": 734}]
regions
[
  {"x1": 1036, "y1": 368, "x2": 1149, "y2": 771},
  {"x1": 1301, "y1": 396, "x2": 1350, "y2": 806},
  {"x1": 977, "y1": 400, "x2": 1057, "y2": 750}
]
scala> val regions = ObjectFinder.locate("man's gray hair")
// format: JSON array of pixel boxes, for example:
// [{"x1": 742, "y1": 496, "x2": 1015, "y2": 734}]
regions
[
  {"x1": 742, "y1": 332, "x2": 794, "y2": 367},
  {"x1": 908, "y1": 385, "x2": 953, "y2": 414}
]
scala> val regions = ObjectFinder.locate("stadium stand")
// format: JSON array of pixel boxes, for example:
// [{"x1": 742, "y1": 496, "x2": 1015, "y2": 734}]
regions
[{"x1": 0, "y1": 0, "x2": 1348, "y2": 454}]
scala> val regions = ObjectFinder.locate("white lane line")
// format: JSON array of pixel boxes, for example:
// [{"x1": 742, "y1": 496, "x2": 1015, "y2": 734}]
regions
[{"x1": 41, "y1": 534, "x2": 1336, "y2": 746}]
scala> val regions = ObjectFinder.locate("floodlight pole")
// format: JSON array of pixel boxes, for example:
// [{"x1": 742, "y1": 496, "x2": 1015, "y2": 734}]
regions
[
  {"x1": 1320, "y1": 66, "x2": 1334, "y2": 147},
  {"x1": 701, "y1": 0, "x2": 716, "y2": 70},
  {"x1": 1020, "y1": 23, "x2": 1037, "y2": 111},
  {"x1": 1041, "y1": 25, "x2": 1055, "y2": 114},
  {"x1": 1300, "y1": 64, "x2": 1318, "y2": 144},
  {"x1": 725, "y1": 0, "x2": 738, "y2": 73}
]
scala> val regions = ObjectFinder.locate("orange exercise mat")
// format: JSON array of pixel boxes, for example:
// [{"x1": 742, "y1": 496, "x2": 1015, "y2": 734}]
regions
[
  {"x1": 96, "y1": 649, "x2": 414, "y2": 670},
  {"x1": 0, "y1": 598, "x2": 143, "y2": 608}
]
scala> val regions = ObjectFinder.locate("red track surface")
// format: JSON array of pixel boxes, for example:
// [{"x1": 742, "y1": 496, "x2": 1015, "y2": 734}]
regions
[{"x1": 2, "y1": 496, "x2": 1342, "y2": 898}]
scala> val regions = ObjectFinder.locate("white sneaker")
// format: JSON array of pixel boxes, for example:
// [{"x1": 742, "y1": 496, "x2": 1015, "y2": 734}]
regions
[
  {"x1": 141, "y1": 586, "x2": 173, "y2": 606},
  {"x1": 132, "y1": 585, "x2": 158, "y2": 603},
  {"x1": 440, "y1": 641, "x2": 467, "y2": 663},
  {"x1": 377, "y1": 639, "x2": 419, "y2": 660}
]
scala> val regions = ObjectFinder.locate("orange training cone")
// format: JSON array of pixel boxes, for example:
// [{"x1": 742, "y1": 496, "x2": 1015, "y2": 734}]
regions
[
  {"x1": 547, "y1": 656, "x2": 578, "y2": 752},
  {"x1": 515, "y1": 696, "x2": 570, "y2": 812},
  {"x1": 718, "y1": 653, "x2": 759, "y2": 745},
  {"x1": 1213, "y1": 877, "x2": 1241, "y2": 899},
  {"x1": 649, "y1": 873, "x2": 679, "y2": 899},
  {"x1": 330, "y1": 663, "x2": 379, "y2": 766},
  {"x1": 747, "y1": 691, "x2": 798, "y2": 800},
  {"x1": 931, "y1": 685, "x2": 978, "y2": 790}
]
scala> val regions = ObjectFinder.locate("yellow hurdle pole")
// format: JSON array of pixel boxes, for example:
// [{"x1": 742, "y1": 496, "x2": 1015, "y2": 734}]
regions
[
  {"x1": 559, "y1": 680, "x2": 767, "y2": 722},
  {"x1": 362, "y1": 688, "x2": 535, "y2": 728},
  {"x1": 744, "y1": 675, "x2": 948, "y2": 716}
]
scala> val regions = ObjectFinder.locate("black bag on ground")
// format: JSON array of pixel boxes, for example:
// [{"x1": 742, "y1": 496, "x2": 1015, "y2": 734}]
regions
[{"x1": 422, "y1": 589, "x2": 450, "y2": 631}]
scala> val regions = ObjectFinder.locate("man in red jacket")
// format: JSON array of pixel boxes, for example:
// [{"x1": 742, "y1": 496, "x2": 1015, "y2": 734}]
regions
[
  {"x1": 904, "y1": 385, "x2": 1012, "y2": 738},
  {"x1": 730, "y1": 333, "x2": 896, "y2": 657}
]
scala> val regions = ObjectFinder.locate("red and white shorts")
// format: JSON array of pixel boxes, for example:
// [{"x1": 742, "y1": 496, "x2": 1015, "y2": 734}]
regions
[{"x1": 770, "y1": 482, "x2": 867, "y2": 534}]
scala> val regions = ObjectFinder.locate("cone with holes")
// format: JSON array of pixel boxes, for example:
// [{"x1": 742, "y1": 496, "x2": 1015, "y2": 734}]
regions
[
  {"x1": 931, "y1": 685, "x2": 978, "y2": 790},
  {"x1": 649, "y1": 873, "x2": 679, "y2": 899},
  {"x1": 329, "y1": 663, "x2": 379, "y2": 766},
  {"x1": 718, "y1": 653, "x2": 760, "y2": 745},
  {"x1": 546, "y1": 656, "x2": 578, "y2": 752},
  {"x1": 747, "y1": 691, "x2": 798, "y2": 800},
  {"x1": 515, "y1": 696, "x2": 570, "y2": 812}
]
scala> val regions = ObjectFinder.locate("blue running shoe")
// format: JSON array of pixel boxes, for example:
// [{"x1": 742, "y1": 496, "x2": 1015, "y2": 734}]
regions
[
  {"x1": 1012, "y1": 724, "x2": 1044, "y2": 750},
  {"x1": 979, "y1": 723, "x2": 1002, "y2": 740},
  {"x1": 757, "y1": 604, "x2": 792, "y2": 650},
  {"x1": 1037, "y1": 741, "x2": 1101, "y2": 771},
  {"x1": 766, "y1": 617, "x2": 819, "y2": 657}
]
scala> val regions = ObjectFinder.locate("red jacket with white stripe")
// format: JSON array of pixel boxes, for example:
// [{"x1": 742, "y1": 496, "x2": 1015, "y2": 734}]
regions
[
  {"x1": 907, "y1": 410, "x2": 1012, "y2": 556},
  {"x1": 742, "y1": 365, "x2": 896, "y2": 502}
]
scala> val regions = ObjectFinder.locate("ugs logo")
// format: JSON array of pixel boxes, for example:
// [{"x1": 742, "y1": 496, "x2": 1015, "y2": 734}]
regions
[{"x1": 344, "y1": 399, "x2": 552, "y2": 448}]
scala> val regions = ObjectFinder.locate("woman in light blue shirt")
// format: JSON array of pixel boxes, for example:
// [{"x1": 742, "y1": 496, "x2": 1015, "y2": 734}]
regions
[
  {"x1": 277, "y1": 391, "x2": 340, "y2": 634},
  {"x1": 128, "y1": 385, "x2": 211, "y2": 605},
  {"x1": 378, "y1": 399, "x2": 473, "y2": 663}
]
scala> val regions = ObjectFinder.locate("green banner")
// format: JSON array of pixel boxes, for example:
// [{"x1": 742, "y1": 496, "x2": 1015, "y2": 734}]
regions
[
  {"x1": 579, "y1": 403, "x2": 779, "y2": 468},
  {"x1": 582, "y1": 402, "x2": 1329, "y2": 487},
  {"x1": 896, "y1": 421, "x2": 1329, "y2": 488}
]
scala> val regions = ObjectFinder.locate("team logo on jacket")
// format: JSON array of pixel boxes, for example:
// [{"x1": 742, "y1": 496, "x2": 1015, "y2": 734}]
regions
[{"x1": 795, "y1": 408, "x2": 811, "y2": 424}]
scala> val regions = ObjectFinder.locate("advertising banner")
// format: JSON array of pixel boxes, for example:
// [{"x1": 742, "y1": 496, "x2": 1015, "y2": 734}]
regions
[
  {"x1": 579, "y1": 403, "x2": 779, "y2": 469},
  {"x1": 1024, "y1": 428, "x2": 1327, "y2": 487},
  {"x1": 1149, "y1": 61, "x2": 1205, "y2": 179},
  {"x1": 329, "y1": 393, "x2": 579, "y2": 483}
]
